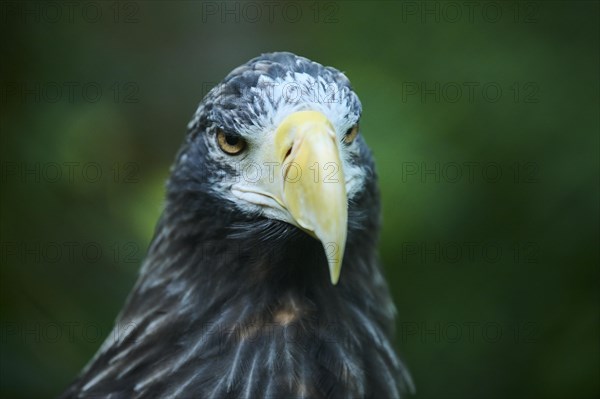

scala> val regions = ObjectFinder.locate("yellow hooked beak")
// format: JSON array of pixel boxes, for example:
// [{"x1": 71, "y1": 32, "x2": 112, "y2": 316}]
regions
[{"x1": 273, "y1": 111, "x2": 348, "y2": 284}]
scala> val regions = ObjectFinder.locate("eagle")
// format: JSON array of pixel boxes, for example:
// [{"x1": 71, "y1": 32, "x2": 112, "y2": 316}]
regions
[{"x1": 61, "y1": 52, "x2": 413, "y2": 398}]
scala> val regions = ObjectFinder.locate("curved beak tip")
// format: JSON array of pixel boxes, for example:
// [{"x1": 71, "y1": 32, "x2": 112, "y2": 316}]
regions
[{"x1": 329, "y1": 260, "x2": 342, "y2": 285}]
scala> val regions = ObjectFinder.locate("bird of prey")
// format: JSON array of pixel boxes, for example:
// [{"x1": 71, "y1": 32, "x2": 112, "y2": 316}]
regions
[{"x1": 61, "y1": 52, "x2": 413, "y2": 398}]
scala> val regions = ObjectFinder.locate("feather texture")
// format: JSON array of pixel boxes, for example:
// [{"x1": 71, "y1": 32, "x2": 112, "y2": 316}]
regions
[{"x1": 61, "y1": 52, "x2": 412, "y2": 399}]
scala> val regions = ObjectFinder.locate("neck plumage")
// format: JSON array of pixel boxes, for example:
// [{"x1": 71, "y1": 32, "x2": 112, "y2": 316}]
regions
[{"x1": 69, "y1": 190, "x2": 412, "y2": 398}]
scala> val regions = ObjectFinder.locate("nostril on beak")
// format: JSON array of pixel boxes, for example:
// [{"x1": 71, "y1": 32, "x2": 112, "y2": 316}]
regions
[{"x1": 283, "y1": 146, "x2": 293, "y2": 163}]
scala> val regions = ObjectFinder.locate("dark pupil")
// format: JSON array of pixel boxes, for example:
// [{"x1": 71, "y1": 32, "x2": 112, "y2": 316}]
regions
[{"x1": 225, "y1": 135, "x2": 239, "y2": 146}]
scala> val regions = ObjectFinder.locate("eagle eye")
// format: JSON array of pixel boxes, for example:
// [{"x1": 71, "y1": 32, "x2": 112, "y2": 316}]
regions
[
  {"x1": 343, "y1": 123, "x2": 359, "y2": 144},
  {"x1": 217, "y1": 129, "x2": 246, "y2": 155}
]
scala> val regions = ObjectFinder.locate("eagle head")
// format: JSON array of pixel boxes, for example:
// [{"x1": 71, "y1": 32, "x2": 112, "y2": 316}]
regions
[{"x1": 62, "y1": 52, "x2": 412, "y2": 399}]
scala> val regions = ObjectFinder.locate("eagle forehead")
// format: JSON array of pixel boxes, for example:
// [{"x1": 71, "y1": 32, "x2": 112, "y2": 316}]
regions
[
  {"x1": 215, "y1": 75, "x2": 359, "y2": 135},
  {"x1": 226, "y1": 51, "x2": 350, "y2": 86},
  {"x1": 191, "y1": 53, "x2": 361, "y2": 135}
]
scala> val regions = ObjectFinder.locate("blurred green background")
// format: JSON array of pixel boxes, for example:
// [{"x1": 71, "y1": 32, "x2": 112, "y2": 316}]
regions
[{"x1": 1, "y1": 1, "x2": 598, "y2": 398}]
